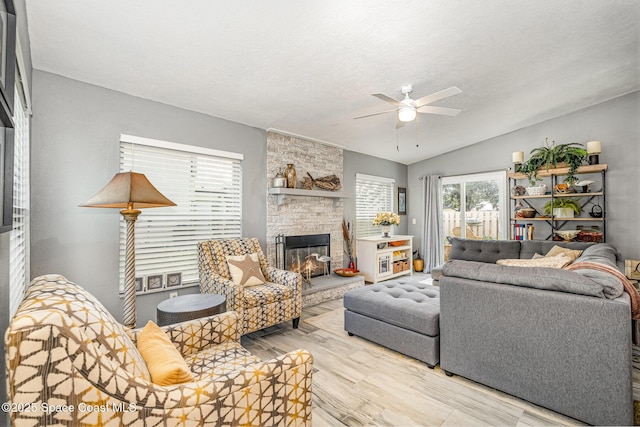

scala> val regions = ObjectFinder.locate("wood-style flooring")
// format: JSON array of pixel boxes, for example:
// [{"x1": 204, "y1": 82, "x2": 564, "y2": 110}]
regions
[{"x1": 242, "y1": 274, "x2": 639, "y2": 426}]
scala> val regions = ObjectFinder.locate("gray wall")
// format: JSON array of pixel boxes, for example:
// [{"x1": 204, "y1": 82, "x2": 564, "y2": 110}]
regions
[
  {"x1": 30, "y1": 71, "x2": 267, "y2": 328},
  {"x1": 343, "y1": 150, "x2": 409, "y2": 236},
  {"x1": 408, "y1": 91, "x2": 640, "y2": 260}
]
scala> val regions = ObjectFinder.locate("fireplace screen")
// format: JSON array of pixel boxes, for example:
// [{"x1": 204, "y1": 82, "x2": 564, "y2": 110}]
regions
[{"x1": 276, "y1": 234, "x2": 331, "y2": 280}]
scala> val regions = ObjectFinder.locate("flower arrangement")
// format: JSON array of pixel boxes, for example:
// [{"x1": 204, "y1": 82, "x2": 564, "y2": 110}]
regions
[{"x1": 372, "y1": 211, "x2": 400, "y2": 226}]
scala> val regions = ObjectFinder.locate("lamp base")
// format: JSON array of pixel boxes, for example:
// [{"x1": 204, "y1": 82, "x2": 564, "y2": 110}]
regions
[{"x1": 589, "y1": 154, "x2": 600, "y2": 165}]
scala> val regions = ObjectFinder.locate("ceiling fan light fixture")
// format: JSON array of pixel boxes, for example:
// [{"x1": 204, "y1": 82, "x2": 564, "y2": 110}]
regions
[{"x1": 398, "y1": 106, "x2": 416, "y2": 122}]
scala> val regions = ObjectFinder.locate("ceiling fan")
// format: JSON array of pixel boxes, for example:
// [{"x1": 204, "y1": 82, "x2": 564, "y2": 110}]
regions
[{"x1": 354, "y1": 84, "x2": 462, "y2": 127}]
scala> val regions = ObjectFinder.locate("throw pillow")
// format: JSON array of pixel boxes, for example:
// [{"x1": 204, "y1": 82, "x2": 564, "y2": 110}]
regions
[
  {"x1": 545, "y1": 245, "x2": 583, "y2": 263},
  {"x1": 227, "y1": 253, "x2": 266, "y2": 286},
  {"x1": 532, "y1": 253, "x2": 544, "y2": 259},
  {"x1": 497, "y1": 255, "x2": 572, "y2": 269},
  {"x1": 137, "y1": 321, "x2": 194, "y2": 386}
]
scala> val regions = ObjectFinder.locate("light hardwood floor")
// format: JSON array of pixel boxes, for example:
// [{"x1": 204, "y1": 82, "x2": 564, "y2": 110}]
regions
[{"x1": 242, "y1": 275, "x2": 637, "y2": 426}]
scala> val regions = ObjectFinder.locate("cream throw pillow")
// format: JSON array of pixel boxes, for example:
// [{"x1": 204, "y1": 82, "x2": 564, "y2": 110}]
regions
[
  {"x1": 137, "y1": 321, "x2": 194, "y2": 386},
  {"x1": 545, "y1": 245, "x2": 583, "y2": 263},
  {"x1": 226, "y1": 253, "x2": 266, "y2": 286},
  {"x1": 497, "y1": 255, "x2": 572, "y2": 268}
]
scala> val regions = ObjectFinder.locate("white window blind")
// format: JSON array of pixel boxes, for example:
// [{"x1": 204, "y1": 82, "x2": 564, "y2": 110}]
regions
[
  {"x1": 355, "y1": 173, "x2": 395, "y2": 238},
  {"x1": 10, "y1": 77, "x2": 31, "y2": 316},
  {"x1": 119, "y1": 136, "x2": 242, "y2": 290}
]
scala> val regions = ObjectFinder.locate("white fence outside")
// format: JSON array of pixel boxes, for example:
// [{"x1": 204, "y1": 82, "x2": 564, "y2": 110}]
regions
[{"x1": 443, "y1": 210, "x2": 500, "y2": 240}]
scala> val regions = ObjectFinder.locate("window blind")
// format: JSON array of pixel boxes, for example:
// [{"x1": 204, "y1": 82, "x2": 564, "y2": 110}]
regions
[
  {"x1": 119, "y1": 137, "x2": 242, "y2": 290},
  {"x1": 10, "y1": 78, "x2": 30, "y2": 316},
  {"x1": 355, "y1": 173, "x2": 395, "y2": 238}
]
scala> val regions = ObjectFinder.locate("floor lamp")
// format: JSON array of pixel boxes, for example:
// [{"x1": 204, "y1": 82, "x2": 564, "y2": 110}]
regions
[{"x1": 81, "y1": 172, "x2": 175, "y2": 328}]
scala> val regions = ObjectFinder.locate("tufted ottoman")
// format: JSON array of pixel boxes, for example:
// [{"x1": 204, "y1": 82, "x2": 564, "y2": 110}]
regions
[{"x1": 343, "y1": 280, "x2": 440, "y2": 368}]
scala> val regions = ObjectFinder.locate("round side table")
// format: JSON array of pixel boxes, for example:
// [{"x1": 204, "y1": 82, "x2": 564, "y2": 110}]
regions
[{"x1": 157, "y1": 294, "x2": 226, "y2": 326}]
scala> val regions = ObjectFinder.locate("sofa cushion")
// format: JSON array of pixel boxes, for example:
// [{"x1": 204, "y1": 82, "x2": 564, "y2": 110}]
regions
[
  {"x1": 519, "y1": 240, "x2": 593, "y2": 259},
  {"x1": 227, "y1": 253, "x2": 266, "y2": 286},
  {"x1": 137, "y1": 321, "x2": 194, "y2": 386},
  {"x1": 545, "y1": 245, "x2": 583, "y2": 262},
  {"x1": 497, "y1": 255, "x2": 572, "y2": 268},
  {"x1": 443, "y1": 260, "x2": 614, "y2": 298},
  {"x1": 449, "y1": 238, "x2": 521, "y2": 263}
]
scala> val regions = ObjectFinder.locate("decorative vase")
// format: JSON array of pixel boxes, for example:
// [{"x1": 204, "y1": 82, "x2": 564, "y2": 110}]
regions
[
  {"x1": 413, "y1": 257, "x2": 424, "y2": 273},
  {"x1": 284, "y1": 163, "x2": 296, "y2": 189},
  {"x1": 270, "y1": 170, "x2": 286, "y2": 188},
  {"x1": 381, "y1": 225, "x2": 391, "y2": 238}
]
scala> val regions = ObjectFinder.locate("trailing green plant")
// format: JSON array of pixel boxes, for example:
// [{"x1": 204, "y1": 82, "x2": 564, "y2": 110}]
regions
[
  {"x1": 516, "y1": 138, "x2": 588, "y2": 185},
  {"x1": 543, "y1": 198, "x2": 582, "y2": 216}
]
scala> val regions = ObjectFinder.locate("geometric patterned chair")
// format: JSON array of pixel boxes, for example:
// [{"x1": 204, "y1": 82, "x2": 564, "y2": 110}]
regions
[
  {"x1": 198, "y1": 238, "x2": 303, "y2": 335},
  {"x1": 6, "y1": 274, "x2": 313, "y2": 426}
]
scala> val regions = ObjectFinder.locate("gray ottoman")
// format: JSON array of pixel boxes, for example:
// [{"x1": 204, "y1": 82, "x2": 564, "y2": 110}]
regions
[{"x1": 343, "y1": 280, "x2": 440, "y2": 368}]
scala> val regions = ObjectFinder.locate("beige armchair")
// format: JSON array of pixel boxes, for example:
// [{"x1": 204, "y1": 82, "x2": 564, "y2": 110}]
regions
[
  {"x1": 198, "y1": 237, "x2": 303, "y2": 334},
  {"x1": 6, "y1": 275, "x2": 313, "y2": 426}
]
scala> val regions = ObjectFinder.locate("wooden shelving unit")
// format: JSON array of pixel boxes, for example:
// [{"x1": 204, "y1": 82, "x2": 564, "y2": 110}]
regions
[
  {"x1": 356, "y1": 235, "x2": 413, "y2": 283},
  {"x1": 508, "y1": 164, "x2": 607, "y2": 241}
]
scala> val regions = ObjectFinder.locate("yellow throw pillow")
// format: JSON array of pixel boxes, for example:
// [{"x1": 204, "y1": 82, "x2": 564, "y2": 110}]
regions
[
  {"x1": 137, "y1": 321, "x2": 194, "y2": 386},
  {"x1": 227, "y1": 253, "x2": 266, "y2": 286},
  {"x1": 545, "y1": 245, "x2": 583, "y2": 263},
  {"x1": 497, "y1": 255, "x2": 572, "y2": 269}
]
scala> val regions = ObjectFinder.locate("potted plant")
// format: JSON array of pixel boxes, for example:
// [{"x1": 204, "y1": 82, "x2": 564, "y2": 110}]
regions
[
  {"x1": 544, "y1": 198, "x2": 582, "y2": 218},
  {"x1": 517, "y1": 138, "x2": 589, "y2": 186}
]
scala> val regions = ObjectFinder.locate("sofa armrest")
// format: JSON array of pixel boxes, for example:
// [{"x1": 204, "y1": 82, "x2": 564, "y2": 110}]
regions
[
  {"x1": 265, "y1": 266, "x2": 302, "y2": 292},
  {"x1": 159, "y1": 311, "x2": 241, "y2": 356},
  {"x1": 199, "y1": 272, "x2": 243, "y2": 315}
]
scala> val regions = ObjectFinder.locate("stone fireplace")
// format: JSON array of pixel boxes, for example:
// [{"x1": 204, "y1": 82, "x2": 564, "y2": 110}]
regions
[{"x1": 266, "y1": 132, "x2": 344, "y2": 271}]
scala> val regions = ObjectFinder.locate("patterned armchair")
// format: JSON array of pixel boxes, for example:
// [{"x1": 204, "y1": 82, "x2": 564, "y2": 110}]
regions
[
  {"x1": 198, "y1": 238, "x2": 303, "y2": 335},
  {"x1": 5, "y1": 275, "x2": 313, "y2": 426}
]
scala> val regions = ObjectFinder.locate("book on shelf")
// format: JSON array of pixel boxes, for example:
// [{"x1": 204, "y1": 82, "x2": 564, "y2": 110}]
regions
[{"x1": 513, "y1": 223, "x2": 535, "y2": 240}]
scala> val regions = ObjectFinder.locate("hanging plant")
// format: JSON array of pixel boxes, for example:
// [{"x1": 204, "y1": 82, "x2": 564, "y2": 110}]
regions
[{"x1": 516, "y1": 138, "x2": 588, "y2": 185}]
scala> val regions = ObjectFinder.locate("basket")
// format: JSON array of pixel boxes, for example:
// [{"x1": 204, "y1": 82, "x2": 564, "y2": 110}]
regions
[{"x1": 526, "y1": 185, "x2": 547, "y2": 196}]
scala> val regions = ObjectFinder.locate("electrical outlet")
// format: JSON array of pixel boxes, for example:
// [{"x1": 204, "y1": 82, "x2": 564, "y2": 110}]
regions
[
  {"x1": 169, "y1": 292, "x2": 178, "y2": 299},
  {"x1": 625, "y1": 260, "x2": 640, "y2": 280}
]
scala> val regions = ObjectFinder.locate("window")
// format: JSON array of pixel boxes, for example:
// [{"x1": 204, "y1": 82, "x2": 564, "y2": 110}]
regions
[
  {"x1": 441, "y1": 171, "x2": 507, "y2": 246},
  {"x1": 355, "y1": 173, "x2": 395, "y2": 238},
  {"x1": 9, "y1": 66, "x2": 31, "y2": 316},
  {"x1": 119, "y1": 135, "x2": 242, "y2": 292}
]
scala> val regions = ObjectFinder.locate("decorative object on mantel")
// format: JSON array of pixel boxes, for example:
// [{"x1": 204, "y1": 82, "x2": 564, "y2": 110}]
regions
[
  {"x1": 373, "y1": 211, "x2": 400, "y2": 237},
  {"x1": 515, "y1": 138, "x2": 588, "y2": 186},
  {"x1": 284, "y1": 163, "x2": 296, "y2": 188},
  {"x1": 270, "y1": 169, "x2": 286, "y2": 188},
  {"x1": 586, "y1": 140, "x2": 602, "y2": 165},
  {"x1": 306, "y1": 172, "x2": 342, "y2": 191},
  {"x1": 81, "y1": 171, "x2": 176, "y2": 328}
]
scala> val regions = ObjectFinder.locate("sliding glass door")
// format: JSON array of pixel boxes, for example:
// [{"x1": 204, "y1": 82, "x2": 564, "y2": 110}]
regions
[{"x1": 441, "y1": 171, "x2": 507, "y2": 259}]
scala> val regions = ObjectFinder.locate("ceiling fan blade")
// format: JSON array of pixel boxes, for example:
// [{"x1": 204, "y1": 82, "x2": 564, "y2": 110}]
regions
[
  {"x1": 372, "y1": 93, "x2": 402, "y2": 106},
  {"x1": 415, "y1": 86, "x2": 462, "y2": 107},
  {"x1": 353, "y1": 108, "x2": 398, "y2": 119},
  {"x1": 417, "y1": 106, "x2": 461, "y2": 116}
]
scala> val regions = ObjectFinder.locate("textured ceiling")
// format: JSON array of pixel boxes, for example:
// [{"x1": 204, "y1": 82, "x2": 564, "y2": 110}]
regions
[{"x1": 26, "y1": 0, "x2": 640, "y2": 164}]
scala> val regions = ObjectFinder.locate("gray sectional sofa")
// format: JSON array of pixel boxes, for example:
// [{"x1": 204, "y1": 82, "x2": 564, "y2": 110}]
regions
[{"x1": 437, "y1": 238, "x2": 633, "y2": 426}]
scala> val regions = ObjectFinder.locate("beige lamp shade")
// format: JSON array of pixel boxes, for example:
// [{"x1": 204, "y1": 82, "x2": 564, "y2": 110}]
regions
[{"x1": 81, "y1": 172, "x2": 176, "y2": 209}]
